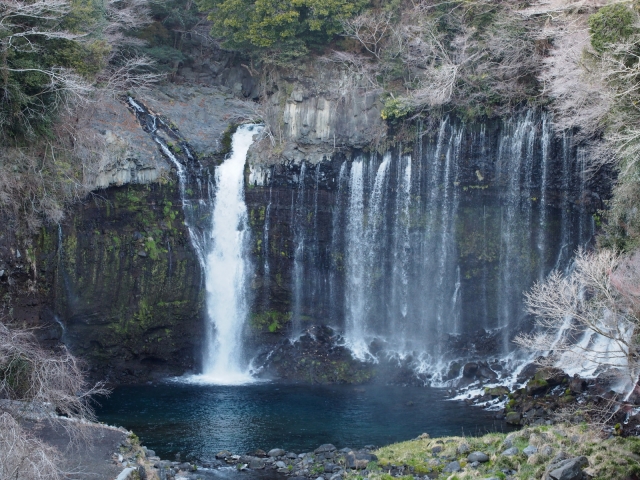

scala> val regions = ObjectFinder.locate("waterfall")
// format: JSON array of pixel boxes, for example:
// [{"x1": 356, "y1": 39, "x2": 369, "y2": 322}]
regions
[
  {"x1": 166, "y1": 124, "x2": 260, "y2": 385},
  {"x1": 263, "y1": 183, "x2": 273, "y2": 276},
  {"x1": 345, "y1": 158, "x2": 367, "y2": 358},
  {"x1": 329, "y1": 162, "x2": 349, "y2": 324},
  {"x1": 199, "y1": 125, "x2": 260, "y2": 383},
  {"x1": 497, "y1": 112, "x2": 535, "y2": 351},
  {"x1": 126, "y1": 97, "x2": 265, "y2": 384},
  {"x1": 311, "y1": 111, "x2": 593, "y2": 373},
  {"x1": 538, "y1": 114, "x2": 551, "y2": 280},
  {"x1": 291, "y1": 163, "x2": 307, "y2": 337},
  {"x1": 390, "y1": 155, "x2": 412, "y2": 346}
]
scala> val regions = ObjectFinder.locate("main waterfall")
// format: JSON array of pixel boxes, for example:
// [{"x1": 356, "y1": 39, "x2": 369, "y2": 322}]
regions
[{"x1": 191, "y1": 124, "x2": 262, "y2": 384}]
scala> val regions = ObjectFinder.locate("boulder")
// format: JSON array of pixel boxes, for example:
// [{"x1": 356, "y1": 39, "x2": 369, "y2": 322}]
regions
[
  {"x1": 467, "y1": 452, "x2": 489, "y2": 463},
  {"x1": 137, "y1": 465, "x2": 147, "y2": 480},
  {"x1": 546, "y1": 456, "x2": 588, "y2": 480},
  {"x1": 249, "y1": 449, "x2": 267, "y2": 457},
  {"x1": 506, "y1": 412, "x2": 521, "y2": 425},
  {"x1": 523, "y1": 445, "x2": 538, "y2": 457},
  {"x1": 275, "y1": 461, "x2": 287, "y2": 469},
  {"x1": 431, "y1": 446, "x2": 442, "y2": 454},
  {"x1": 315, "y1": 444, "x2": 337, "y2": 454},
  {"x1": 216, "y1": 450, "x2": 232, "y2": 459},
  {"x1": 502, "y1": 447, "x2": 519, "y2": 456},
  {"x1": 457, "y1": 443, "x2": 470, "y2": 454},
  {"x1": 477, "y1": 362, "x2": 498, "y2": 381},
  {"x1": 569, "y1": 375, "x2": 586, "y2": 394},
  {"x1": 268, "y1": 448, "x2": 286, "y2": 457},
  {"x1": 443, "y1": 461, "x2": 461, "y2": 473},
  {"x1": 346, "y1": 452, "x2": 377, "y2": 469},
  {"x1": 486, "y1": 386, "x2": 509, "y2": 397},
  {"x1": 249, "y1": 458, "x2": 265, "y2": 470},
  {"x1": 462, "y1": 362, "x2": 479, "y2": 378},
  {"x1": 324, "y1": 463, "x2": 338, "y2": 473}
]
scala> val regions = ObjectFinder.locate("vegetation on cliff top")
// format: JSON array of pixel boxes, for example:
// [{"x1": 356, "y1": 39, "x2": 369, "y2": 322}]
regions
[
  {"x1": 195, "y1": 0, "x2": 369, "y2": 58},
  {"x1": 0, "y1": 0, "x2": 159, "y2": 235}
]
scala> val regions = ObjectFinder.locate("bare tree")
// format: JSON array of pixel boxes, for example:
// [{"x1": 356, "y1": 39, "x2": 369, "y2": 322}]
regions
[
  {"x1": 516, "y1": 249, "x2": 640, "y2": 395},
  {"x1": 341, "y1": 10, "x2": 394, "y2": 59},
  {"x1": 0, "y1": 320, "x2": 109, "y2": 423},
  {"x1": 537, "y1": 14, "x2": 611, "y2": 137},
  {"x1": 0, "y1": 412, "x2": 66, "y2": 480},
  {"x1": 321, "y1": 51, "x2": 381, "y2": 90}
]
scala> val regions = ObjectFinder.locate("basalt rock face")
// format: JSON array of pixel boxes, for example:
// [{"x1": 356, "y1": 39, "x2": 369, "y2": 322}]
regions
[
  {"x1": 85, "y1": 96, "x2": 170, "y2": 190},
  {"x1": 52, "y1": 183, "x2": 205, "y2": 383},
  {"x1": 249, "y1": 62, "x2": 386, "y2": 165}
]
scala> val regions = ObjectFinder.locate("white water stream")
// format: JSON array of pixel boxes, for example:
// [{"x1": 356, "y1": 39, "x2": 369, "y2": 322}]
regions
[{"x1": 189, "y1": 124, "x2": 262, "y2": 385}]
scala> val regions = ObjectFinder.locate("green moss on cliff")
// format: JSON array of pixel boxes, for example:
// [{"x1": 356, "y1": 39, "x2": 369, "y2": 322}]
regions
[
  {"x1": 251, "y1": 310, "x2": 292, "y2": 333},
  {"x1": 50, "y1": 183, "x2": 204, "y2": 382}
]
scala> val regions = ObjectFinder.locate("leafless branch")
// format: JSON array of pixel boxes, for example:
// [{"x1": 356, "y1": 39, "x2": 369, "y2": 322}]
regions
[{"x1": 516, "y1": 249, "x2": 640, "y2": 390}]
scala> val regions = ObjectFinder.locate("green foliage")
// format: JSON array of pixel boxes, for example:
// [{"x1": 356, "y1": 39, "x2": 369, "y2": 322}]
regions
[
  {"x1": 381, "y1": 96, "x2": 411, "y2": 121},
  {"x1": 0, "y1": 355, "x2": 32, "y2": 398},
  {"x1": 0, "y1": 0, "x2": 117, "y2": 139},
  {"x1": 195, "y1": 0, "x2": 369, "y2": 55},
  {"x1": 251, "y1": 310, "x2": 292, "y2": 332},
  {"x1": 134, "y1": 0, "x2": 200, "y2": 72},
  {"x1": 589, "y1": 3, "x2": 635, "y2": 53},
  {"x1": 220, "y1": 123, "x2": 240, "y2": 156}
]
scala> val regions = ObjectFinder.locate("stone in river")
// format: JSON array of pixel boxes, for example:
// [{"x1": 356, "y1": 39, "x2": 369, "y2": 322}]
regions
[
  {"x1": 268, "y1": 448, "x2": 286, "y2": 457},
  {"x1": 315, "y1": 444, "x2": 337, "y2": 454}
]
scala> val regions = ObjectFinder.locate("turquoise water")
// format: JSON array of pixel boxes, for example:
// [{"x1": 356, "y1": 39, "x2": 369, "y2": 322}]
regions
[{"x1": 96, "y1": 383, "x2": 512, "y2": 462}]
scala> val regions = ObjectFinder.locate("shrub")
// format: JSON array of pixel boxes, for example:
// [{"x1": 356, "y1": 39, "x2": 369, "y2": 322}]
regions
[
  {"x1": 589, "y1": 4, "x2": 635, "y2": 53},
  {"x1": 381, "y1": 96, "x2": 411, "y2": 121}
]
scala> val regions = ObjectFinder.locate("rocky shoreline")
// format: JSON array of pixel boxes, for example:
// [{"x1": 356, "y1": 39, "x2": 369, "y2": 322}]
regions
[
  {"x1": 121, "y1": 441, "x2": 380, "y2": 480},
  {"x1": 455, "y1": 364, "x2": 640, "y2": 436},
  {"x1": 124, "y1": 427, "x2": 611, "y2": 480}
]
